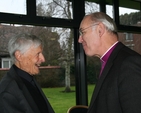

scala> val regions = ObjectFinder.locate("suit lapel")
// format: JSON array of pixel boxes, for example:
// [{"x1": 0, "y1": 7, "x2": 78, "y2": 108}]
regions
[
  {"x1": 33, "y1": 78, "x2": 45, "y2": 98},
  {"x1": 9, "y1": 66, "x2": 41, "y2": 113},
  {"x1": 14, "y1": 69, "x2": 54, "y2": 113},
  {"x1": 33, "y1": 78, "x2": 55, "y2": 113},
  {"x1": 88, "y1": 42, "x2": 124, "y2": 112},
  {"x1": 89, "y1": 61, "x2": 113, "y2": 110},
  {"x1": 22, "y1": 84, "x2": 41, "y2": 113}
]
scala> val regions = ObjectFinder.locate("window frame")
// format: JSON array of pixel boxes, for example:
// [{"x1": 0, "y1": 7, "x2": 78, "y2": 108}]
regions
[{"x1": 1, "y1": 58, "x2": 12, "y2": 68}]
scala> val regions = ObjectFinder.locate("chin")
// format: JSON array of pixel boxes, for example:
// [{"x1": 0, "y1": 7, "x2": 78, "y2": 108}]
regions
[
  {"x1": 85, "y1": 51, "x2": 92, "y2": 56},
  {"x1": 30, "y1": 70, "x2": 39, "y2": 75},
  {"x1": 32, "y1": 73, "x2": 39, "y2": 75}
]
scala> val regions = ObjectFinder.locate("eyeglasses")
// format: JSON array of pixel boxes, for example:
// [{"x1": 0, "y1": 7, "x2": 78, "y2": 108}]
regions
[{"x1": 79, "y1": 23, "x2": 99, "y2": 36}]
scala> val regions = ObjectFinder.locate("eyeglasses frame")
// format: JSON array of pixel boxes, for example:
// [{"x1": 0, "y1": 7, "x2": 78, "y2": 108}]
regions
[{"x1": 79, "y1": 23, "x2": 99, "y2": 36}]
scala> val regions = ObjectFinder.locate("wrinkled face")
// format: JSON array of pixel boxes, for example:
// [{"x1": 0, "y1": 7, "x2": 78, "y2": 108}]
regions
[
  {"x1": 78, "y1": 16, "x2": 102, "y2": 57},
  {"x1": 16, "y1": 45, "x2": 45, "y2": 75}
]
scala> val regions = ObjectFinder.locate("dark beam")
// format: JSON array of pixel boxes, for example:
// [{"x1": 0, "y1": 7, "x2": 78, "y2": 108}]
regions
[
  {"x1": 73, "y1": 0, "x2": 88, "y2": 105},
  {"x1": 113, "y1": 0, "x2": 120, "y2": 25},
  {"x1": 118, "y1": 25, "x2": 141, "y2": 34},
  {"x1": 99, "y1": 0, "x2": 106, "y2": 12},
  {"x1": 27, "y1": 0, "x2": 36, "y2": 17},
  {"x1": 0, "y1": 13, "x2": 77, "y2": 28},
  {"x1": 87, "y1": 0, "x2": 140, "y2": 10}
]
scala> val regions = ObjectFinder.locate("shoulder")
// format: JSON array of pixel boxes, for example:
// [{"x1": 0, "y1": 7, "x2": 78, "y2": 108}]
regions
[
  {"x1": 0, "y1": 66, "x2": 23, "y2": 94},
  {"x1": 0, "y1": 75, "x2": 18, "y2": 94},
  {"x1": 112, "y1": 42, "x2": 141, "y2": 61}
]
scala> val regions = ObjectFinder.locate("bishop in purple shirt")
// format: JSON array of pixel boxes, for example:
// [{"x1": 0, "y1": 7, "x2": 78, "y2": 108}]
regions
[{"x1": 78, "y1": 12, "x2": 141, "y2": 113}]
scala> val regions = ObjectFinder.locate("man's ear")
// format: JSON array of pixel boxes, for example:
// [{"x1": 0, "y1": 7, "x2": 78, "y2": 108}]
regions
[
  {"x1": 98, "y1": 23, "x2": 105, "y2": 37},
  {"x1": 14, "y1": 51, "x2": 22, "y2": 61}
]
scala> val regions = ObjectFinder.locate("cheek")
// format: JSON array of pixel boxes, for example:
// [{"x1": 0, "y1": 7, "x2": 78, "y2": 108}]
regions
[
  {"x1": 88, "y1": 38, "x2": 101, "y2": 53},
  {"x1": 91, "y1": 36, "x2": 101, "y2": 46},
  {"x1": 23, "y1": 58, "x2": 38, "y2": 74},
  {"x1": 87, "y1": 37, "x2": 96, "y2": 47},
  {"x1": 27, "y1": 57, "x2": 32, "y2": 63},
  {"x1": 22, "y1": 57, "x2": 33, "y2": 67}
]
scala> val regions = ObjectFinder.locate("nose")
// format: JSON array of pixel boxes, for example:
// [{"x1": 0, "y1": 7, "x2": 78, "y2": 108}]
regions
[
  {"x1": 78, "y1": 35, "x2": 83, "y2": 43},
  {"x1": 40, "y1": 53, "x2": 45, "y2": 63}
]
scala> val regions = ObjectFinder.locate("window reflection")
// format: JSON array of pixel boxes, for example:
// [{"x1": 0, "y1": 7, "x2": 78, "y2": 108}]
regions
[
  {"x1": 119, "y1": 7, "x2": 140, "y2": 27},
  {"x1": 106, "y1": 5, "x2": 113, "y2": 18},
  {"x1": 106, "y1": 5, "x2": 141, "y2": 27},
  {"x1": 85, "y1": 1, "x2": 99, "y2": 15},
  {"x1": 36, "y1": 0, "x2": 73, "y2": 19}
]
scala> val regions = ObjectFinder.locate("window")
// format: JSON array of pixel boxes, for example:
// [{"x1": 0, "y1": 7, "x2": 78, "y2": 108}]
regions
[
  {"x1": 36, "y1": 0, "x2": 73, "y2": 19},
  {"x1": 85, "y1": 1, "x2": 99, "y2": 15},
  {"x1": 119, "y1": 0, "x2": 141, "y2": 27},
  {"x1": 0, "y1": 0, "x2": 26, "y2": 15},
  {"x1": 126, "y1": 44, "x2": 134, "y2": 50},
  {"x1": 106, "y1": 5, "x2": 114, "y2": 18},
  {"x1": 2, "y1": 58, "x2": 12, "y2": 68},
  {"x1": 125, "y1": 33, "x2": 133, "y2": 41},
  {"x1": 118, "y1": 32, "x2": 141, "y2": 53}
]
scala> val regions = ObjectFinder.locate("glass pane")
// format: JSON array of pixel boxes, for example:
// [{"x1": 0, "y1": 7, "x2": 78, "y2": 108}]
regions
[
  {"x1": 118, "y1": 32, "x2": 141, "y2": 54},
  {"x1": 0, "y1": 24, "x2": 75, "y2": 113},
  {"x1": 85, "y1": 1, "x2": 99, "y2": 15},
  {"x1": 106, "y1": 5, "x2": 114, "y2": 18},
  {"x1": 119, "y1": 0, "x2": 141, "y2": 27},
  {"x1": 119, "y1": 7, "x2": 140, "y2": 27},
  {"x1": 3, "y1": 61, "x2": 9, "y2": 68},
  {"x1": 36, "y1": 0, "x2": 73, "y2": 19},
  {"x1": 0, "y1": 0, "x2": 26, "y2": 14}
]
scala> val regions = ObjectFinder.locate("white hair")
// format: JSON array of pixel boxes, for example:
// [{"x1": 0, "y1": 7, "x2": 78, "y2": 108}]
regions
[
  {"x1": 89, "y1": 12, "x2": 117, "y2": 35},
  {"x1": 8, "y1": 33, "x2": 44, "y2": 63}
]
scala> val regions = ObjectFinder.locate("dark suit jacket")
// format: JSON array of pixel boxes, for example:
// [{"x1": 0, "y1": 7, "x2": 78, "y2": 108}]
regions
[
  {"x1": 0, "y1": 65, "x2": 54, "y2": 113},
  {"x1": 88, "y1": 42, "x2": 141, "y2": 113}
]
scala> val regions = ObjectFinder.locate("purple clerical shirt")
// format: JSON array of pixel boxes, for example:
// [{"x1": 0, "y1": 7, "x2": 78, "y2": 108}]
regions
[{"x1": 99, "y1": 41, "x2": 119, "y2": 78}]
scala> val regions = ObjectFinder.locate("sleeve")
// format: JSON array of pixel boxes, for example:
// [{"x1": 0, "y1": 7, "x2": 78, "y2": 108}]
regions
[{"x1": 0, "y1": 92, "x2": 24, "y2": 113}]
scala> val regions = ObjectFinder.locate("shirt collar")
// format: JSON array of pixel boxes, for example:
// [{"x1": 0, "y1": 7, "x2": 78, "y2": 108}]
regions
[
  {"x1": 13, "y1": 64, "x2": 33, "y2": 83},
  {"x1": 100, "y1": 41, "x2": 119, "y2": 63}
]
